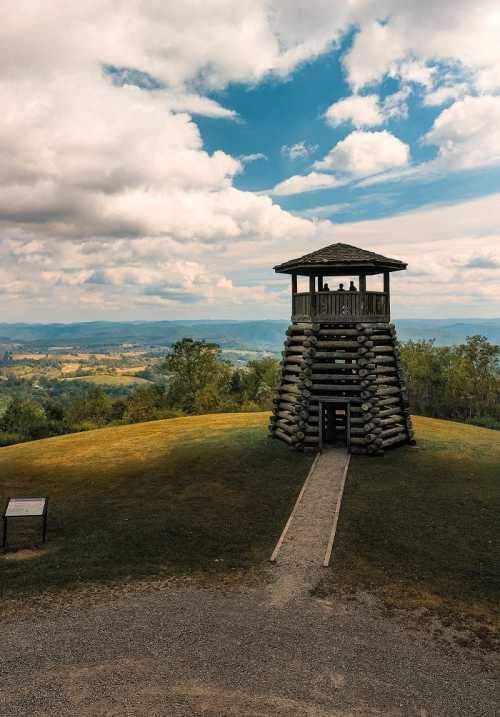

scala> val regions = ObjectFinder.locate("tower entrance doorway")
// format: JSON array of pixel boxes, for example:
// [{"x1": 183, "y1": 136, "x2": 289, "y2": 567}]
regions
[{"x1": 319, "y1": 399, "x2": 350, "y2": 451}]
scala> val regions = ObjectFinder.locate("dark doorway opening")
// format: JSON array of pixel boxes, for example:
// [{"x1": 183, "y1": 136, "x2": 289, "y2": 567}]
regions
[{"x1": 319, "y1": 400, "x2": 350, "y2": 451}]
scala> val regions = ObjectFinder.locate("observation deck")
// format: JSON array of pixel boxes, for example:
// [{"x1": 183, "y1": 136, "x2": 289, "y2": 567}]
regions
[{"x1": 292, "y1": 290, "x2": 390, "y2": 323}]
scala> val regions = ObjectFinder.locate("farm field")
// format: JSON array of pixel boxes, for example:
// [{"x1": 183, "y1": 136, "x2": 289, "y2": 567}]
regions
[
  {"x1": 2, "y1": 349, "x2": 156, "y2": 383},
  {"x1": 62, "y1": 373, "x2": 151, "y2": 386},
  {"x1": 0, "y1": 412, "x2": 311, "y2": 601}
]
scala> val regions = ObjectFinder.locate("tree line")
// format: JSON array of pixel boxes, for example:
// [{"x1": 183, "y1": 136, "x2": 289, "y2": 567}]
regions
[
  {"x1": 1, "y1": 335, "x2": 499, "y2": 446},
  {"x1": 400, "y1": 334, "x2": 500, "y2": 428}
]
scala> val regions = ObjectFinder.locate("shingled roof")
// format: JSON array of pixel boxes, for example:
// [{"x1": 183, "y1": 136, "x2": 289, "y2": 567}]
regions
[{"x1": 274, "y1": 242, "x2": 407, "y2": 274}]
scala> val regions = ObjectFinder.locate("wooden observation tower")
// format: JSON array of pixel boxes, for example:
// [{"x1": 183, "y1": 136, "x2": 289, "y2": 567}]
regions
[{"x1": 269, "y1": 243, "x2": 415, "y2": 454}]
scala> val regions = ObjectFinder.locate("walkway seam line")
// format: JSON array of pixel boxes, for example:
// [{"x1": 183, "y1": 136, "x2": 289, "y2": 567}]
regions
[
  {"x1": 270, "y1": 451, "x2": 321, "y2": 563},
  {"x1": 322, "y1": 454, "x2": 351, "y2": 568}
]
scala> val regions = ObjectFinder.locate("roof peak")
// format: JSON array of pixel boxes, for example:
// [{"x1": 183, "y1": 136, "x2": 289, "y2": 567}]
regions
[{"x1": 274, "y1": 242, "x2": 407, "y2": 275}]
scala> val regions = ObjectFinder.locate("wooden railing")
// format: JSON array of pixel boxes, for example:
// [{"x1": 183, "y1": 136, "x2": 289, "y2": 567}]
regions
[{"x1": 292, "y1": 291, "x2": 390, "y2": 323}]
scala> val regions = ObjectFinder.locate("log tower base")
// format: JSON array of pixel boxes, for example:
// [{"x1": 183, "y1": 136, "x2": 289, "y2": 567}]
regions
[{"x1": 269, "y1": 321, "x2": 415, "y2": 455}]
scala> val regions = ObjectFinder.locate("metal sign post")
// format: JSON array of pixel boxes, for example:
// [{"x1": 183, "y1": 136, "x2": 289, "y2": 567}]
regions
[{"x1": 2, "y1": 497, "x2": 48, "y2": 548}]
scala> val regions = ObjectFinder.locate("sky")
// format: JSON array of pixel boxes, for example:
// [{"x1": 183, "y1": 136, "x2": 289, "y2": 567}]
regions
[{"x1": 1, "y1": 1, "x2": 500, "y2": 323}]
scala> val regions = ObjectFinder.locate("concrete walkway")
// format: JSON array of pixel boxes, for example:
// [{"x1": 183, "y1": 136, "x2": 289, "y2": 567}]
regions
[{"x1": 269, "y1": 447, "x2": 350, "y2": 606}]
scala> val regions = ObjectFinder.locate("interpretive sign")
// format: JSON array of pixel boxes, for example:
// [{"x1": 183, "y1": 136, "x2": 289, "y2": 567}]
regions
[
  {"x1": 2, "y1": 497, "x2": 48, "y2": 548},
  {"x1": 5, "y1": 498, "x2": 46, "y2": 517}
]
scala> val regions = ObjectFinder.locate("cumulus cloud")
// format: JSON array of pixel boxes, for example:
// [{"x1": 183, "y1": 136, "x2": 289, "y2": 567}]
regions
[
  {"x1": 325, "y1": 88, "x2": 411, "y2": 129},
  {"x1": 314, "y1": 131, "x2": 410, "y2": 176},
  {"x1": 358, "y1": 94, "x2": 500, "y2": 188},
  {"x1": 423, "y1": 95, "x2": 500, "y2": 172},
  {"x1": 344, "y1": 3, "x2": 500, "y2": 92},
  {"x1": 324, "y1": 95, "x2": 383, "y2": 129},
  {"x1": 381, "y1": 87, "x2": 411, "y2": 121},
  {"x1": 390, "y1": 60, "x2": 435, "y2": 89},
  {"x1": 281, "y1": 142, "x2": 319, "y2": 160},
  {"x1": 423, "y1": 83, "x2": 469, "y2": 107},
  {"x1": 0, "y1": 0, "x2": 326, "y2": 319}
]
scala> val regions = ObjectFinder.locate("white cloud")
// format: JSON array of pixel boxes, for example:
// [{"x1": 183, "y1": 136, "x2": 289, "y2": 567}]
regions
[
  {"x1": 297, "y1": 203, "x2": 352, "y2": 218},
  {"x1": 2, "y1": 1, "x2": 500, "y2": 319},
  {"x1": 314, "y1": 131, "x2": 410, "y2": 176},
  {"x1": 325, "y1": 88, "x2": 411, "y2": 129},
  {"x1": 324, "y1": 95, "x2": 383, "y2": 129},
  {"x1": 344, "y1": 4, "x2": 500, "y2": 93},
  {"x1": 164, "y1": 94, "x2": 238, "y2": 119},
  {"x1": 390, "y1": 60, "x2": 435, "y2": 89},
  {"x1": 239, "y1": 153, "x2": 268, "y2": 163},
  {"x1": 281, "y1": 142, "x2": 319, "y2": 160},
  {"x1": 423, "y1": 83, "x2": 469, "y2": 107},
  {"x1": 381, "y1": 87, "x2": 411, "y2": 121},
  {"x1": 332, "y1": 193, "x2": 500, "y2": 317},
  {"x1": 358, "y1": 94, "x2": 500, "y2": 187},
  {"x1": 1, "y1": 2, "x2": 330, "y2": 319},
  {"x1": 423, "y1": 95, "x2": 500, "y2": 171},
  {"x1": 269, "y1": 172, "x2": 343, "y2": 196}
]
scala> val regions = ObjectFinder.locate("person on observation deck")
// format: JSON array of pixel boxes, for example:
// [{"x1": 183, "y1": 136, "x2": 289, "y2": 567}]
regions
[
  {"x1": 323, "y1": 282, "x2": 330, "y2": 291},
  {"x1": 337, "y1": 283, "x2": 345, "y2": 291},
  {"x1": 349, "y1": 280, "x2": 357, "y2": 292}
]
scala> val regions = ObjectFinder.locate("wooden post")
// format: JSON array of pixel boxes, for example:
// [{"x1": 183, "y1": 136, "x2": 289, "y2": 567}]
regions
[
  {"x1": 383, "y1": 271, "x2": 390, "y2": 293},
  {"x1": 383, "y1": 271, "x2": 390, "y2": 317},
  {"x1": 292, "y1": 274, "x2": 297, "y2": 294},
  {"x1": 318, "y1": 275, "x2": 324, "y2": 291},
  {"x1": 359, "y1": 274, "x2": 366, "y2": 293},
  {"x1": 309, "y1": 275, "x2": 316, "y2": 293}
]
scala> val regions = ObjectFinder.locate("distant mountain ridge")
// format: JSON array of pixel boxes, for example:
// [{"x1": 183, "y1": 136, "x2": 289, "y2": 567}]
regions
[{"x1": 0, "y1": 319, "x2": 499, "y2": 351}]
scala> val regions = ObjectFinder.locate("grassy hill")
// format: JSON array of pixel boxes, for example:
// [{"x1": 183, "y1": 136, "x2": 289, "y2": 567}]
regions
[
  {"x1": 317, "y1": 416, "x2": 500, "y2": 651},
  {"x1": 1, "y1": 412, "x2": 498, "y2": 648},
  {"x1": 0, "y1": 413, "x2": 311, "y2": 601}
]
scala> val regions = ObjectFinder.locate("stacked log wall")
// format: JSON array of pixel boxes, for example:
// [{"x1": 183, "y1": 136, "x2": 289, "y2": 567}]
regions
[{"x1": 269, "y1": 320, "x2": 415, "y2": 455}]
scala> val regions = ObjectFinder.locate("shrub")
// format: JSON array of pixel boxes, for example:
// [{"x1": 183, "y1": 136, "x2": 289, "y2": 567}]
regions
[
  {"x1": 0, "y1": 398, "x2": 48, "y2": 440},
  {"x1": 0, "y1": 431, "x2": 23, "y2": 447}
]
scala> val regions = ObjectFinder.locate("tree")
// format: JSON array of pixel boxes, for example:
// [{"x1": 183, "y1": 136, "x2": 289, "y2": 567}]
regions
[
  {"x1": 400, "y1": 336, "x2": 500, "y2": 421},
  {"x1": 163, "y1": 339, "x2": 231, "y2": 414},
  {"x1": 124, "y1": 384, "x2": 168, "y2": 423},
  {"x1": 241, "y1": 357, "x2": 280, "y2": 408},
  {"x1": 65, "y1": 387, "x2": 112, "y2": 428},
  {"x1": 0, "y1": 398, "x2": 48, "y2": 439}
]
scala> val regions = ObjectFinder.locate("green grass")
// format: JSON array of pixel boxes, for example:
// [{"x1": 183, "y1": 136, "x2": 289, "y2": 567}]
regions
[
  {"x1": 63, "y1": 373, "x2": 151, "y2": 385},
  {"x1": 315, "y1": 416, "x2": 500, "y2": 649},
  {"x1": 0, "y1": 413, "x2": 312, "y2": 600}
]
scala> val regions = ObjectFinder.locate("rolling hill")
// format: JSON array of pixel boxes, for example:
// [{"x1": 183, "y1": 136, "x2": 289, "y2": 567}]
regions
[
  {"x1": 0, "y1": 412, "x2": 311, "y2": 599},
  {"x1": 1, "y1": 318, "x2": 500, "y2": 353},
  {"x1": 0, "y1": 412, "x2": 498, "y2": 647}
]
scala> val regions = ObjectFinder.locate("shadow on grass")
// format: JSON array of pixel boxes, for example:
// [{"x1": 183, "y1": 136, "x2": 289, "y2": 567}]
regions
[
  {"x1": 1, "y1": 426, "x2": 312, "y2": 599},
  {"x1": 314, "y1": 421, "x2": 500, "y2": 651}
]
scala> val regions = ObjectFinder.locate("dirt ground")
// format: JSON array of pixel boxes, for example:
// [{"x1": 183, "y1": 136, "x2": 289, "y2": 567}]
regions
[{"x1": 1, "y1": 574, "x2": 498, "y2": 717}]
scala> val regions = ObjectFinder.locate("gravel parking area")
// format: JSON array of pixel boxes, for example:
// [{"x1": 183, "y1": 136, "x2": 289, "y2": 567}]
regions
[{"x1": 1, "y1": 581, "x2": 498, "y2": 716}]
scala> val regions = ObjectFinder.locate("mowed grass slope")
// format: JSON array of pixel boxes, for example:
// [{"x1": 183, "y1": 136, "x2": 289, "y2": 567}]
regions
[
  {"x1": 0, "y1": 413, "x2": 312, "y2": 599},
  {"x1": 317, "y1": 416, "x2": 500, "y2": 646}
]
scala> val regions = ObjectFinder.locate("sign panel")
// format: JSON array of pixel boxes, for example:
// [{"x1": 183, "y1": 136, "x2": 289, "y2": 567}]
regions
[{"x1": 5, "y1": 497, "x2": 47, "y2": 517}]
